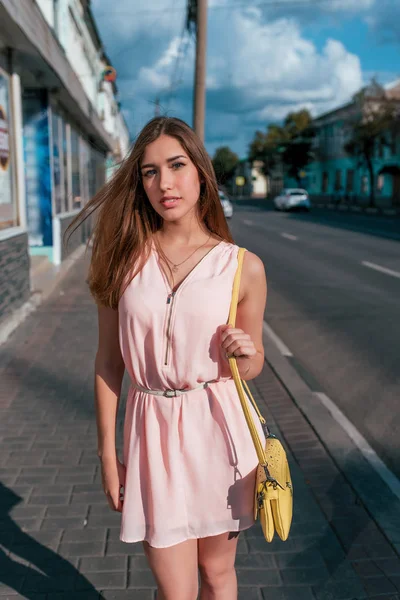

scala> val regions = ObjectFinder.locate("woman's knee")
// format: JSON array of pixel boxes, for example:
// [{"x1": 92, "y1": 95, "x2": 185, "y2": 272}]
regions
[{"x1": 198, "y1": 558, "x2": 236, "y2": 590}]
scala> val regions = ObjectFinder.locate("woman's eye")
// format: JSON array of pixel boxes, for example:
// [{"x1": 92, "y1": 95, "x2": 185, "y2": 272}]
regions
[
  {"x1": 144, "y1": 169, "x2": 156, "y2": 177},
  {"x1": 172, "y1": 162, "x2": 185, "y2": 170}
]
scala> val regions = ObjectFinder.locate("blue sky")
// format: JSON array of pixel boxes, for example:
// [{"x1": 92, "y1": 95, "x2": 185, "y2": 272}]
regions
[{"x1": 91, "y1": 0, "x2": 400, "y2": 158}]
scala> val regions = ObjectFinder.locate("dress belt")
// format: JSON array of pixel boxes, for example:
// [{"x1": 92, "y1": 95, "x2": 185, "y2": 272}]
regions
[{"x1": 132, "y1": 380, "x2": 215, "y2": 398}]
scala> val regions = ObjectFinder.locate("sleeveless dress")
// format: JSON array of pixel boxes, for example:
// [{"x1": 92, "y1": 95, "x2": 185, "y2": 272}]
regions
[{"x1": 118, "y1": 241, "x2": 264, "y2": 548}]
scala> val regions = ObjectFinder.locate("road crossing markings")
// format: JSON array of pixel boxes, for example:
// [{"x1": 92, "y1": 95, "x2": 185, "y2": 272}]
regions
[
  {"x1": 243, "y1": 219, "x2": 253, "y2": 226},
  {"x1": 362, "y1": 261, "x2": 400, "y2": 279},
  {"x1": 281, "y1": 233, "x2": 297, "y2": 241}
]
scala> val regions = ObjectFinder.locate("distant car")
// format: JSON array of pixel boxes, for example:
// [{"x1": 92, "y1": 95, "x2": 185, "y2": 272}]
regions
[
  {"x1": 218, "y1": 190, "x2": 233, "y2": 219},
  {"x1": 274, "y1": 188, "x2": 311, "y2": 212}
]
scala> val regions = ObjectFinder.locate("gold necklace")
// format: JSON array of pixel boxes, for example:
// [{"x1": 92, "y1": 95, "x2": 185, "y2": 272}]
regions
[{"x1": 161, "y1": 235, "x2": 212, "y2": 273}]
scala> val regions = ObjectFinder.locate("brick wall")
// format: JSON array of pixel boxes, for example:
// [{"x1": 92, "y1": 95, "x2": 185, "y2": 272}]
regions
[{"x1": 0, "y1": 232, "x2": 30, "y2": 324}]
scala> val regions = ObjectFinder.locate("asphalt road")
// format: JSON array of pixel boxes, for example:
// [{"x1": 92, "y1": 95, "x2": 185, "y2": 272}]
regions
[{"x1": 229, "y1": 204, "x2": 400, "y2": 478}]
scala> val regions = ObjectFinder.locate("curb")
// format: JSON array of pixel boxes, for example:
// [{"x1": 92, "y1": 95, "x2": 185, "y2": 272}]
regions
[
  {"x1": 0, "y1": 244, "x2": 88, "y2": 347},
  {"x1": 262, "y1": 322, "x2": 400, "y2": 557}
]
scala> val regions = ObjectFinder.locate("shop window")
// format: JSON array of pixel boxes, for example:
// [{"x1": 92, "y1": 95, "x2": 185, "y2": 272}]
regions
[
  {"x1": 62, "y1": 120, "x2": 70, "y2": 212},
  {"x1": 71, "y1": 128, "x2": 81, "y2": 209},
  {"x1": 0, "y1": 67, "x2": 18, "y2": 230},
  {"x1": 51, "y1": 111, "x2": 63, "y2": 214},
  {"x1": 376, "y1": 174, "x2": 384, "y2": 192}
]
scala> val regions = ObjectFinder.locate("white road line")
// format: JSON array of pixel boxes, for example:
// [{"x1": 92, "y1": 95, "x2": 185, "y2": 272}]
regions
[
  {"x1": 362, "y1": 261, "x2": 400, "y2": 279},
  {"x1": 281, "y1": 233, "x2": 298, "y2": 241},
  {"x1": 314, "y1": 392, "x2": 400, "y2": 502},
  {"x1": 263, "y1": 321, "x2": 293, "y2": 357},
  {"x1": 243, "y1": 219, "x2": 253, "y2": 226}
]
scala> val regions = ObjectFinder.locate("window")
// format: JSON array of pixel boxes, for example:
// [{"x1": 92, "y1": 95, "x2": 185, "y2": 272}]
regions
[
  {"x1": 334, "y1": 169, "x2": 342, "y2": 191},
  {"x1": 377, "y1": 174, "x2": 384, "y2": 192},
  {"x1": 361, "y1": 175, "x2": 368, "y2": 194},
  {"x1": 51, "y1": 111, "x2": 63, "y2": 214},
  {"x1": 70, "y1": 127, "x2": 81, "y2": 208},
  {"x1": 322, "y1": 172, "x2": 328, "y2": 193},
  {"x1": 62, "y1": 119, "x2": 70, "y2": 212},
  {"x1": 346, "y1": 169, "x2": 354, "y2": 193},
  {"x1": 0, "y1": 67, "x2": 17, "y2": 230}
]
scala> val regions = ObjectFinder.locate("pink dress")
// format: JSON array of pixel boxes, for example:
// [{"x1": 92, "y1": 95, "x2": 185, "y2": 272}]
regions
[{"x1": 118, "y1": 241, "x2": 264, "y2": 548}]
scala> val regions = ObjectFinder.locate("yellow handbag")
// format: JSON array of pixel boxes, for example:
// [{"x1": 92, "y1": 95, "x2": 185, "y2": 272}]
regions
[{"x1": 227, "y1": 247, "x2": 293, "y2": 543}]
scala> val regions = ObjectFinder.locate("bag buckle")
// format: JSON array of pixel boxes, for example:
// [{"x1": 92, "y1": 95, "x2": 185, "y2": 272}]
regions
[
  {"x1": 262, "y1": 465, "x2": 285, "y2": 491},
  {"x1": 164, "y1": 389, "x2": 177, "y2": 397}
]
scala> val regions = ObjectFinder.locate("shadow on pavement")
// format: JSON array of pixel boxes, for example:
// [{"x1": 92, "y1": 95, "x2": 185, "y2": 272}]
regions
[{"x1": 0, "y1": 483, "x2": 103, "y2": 598}]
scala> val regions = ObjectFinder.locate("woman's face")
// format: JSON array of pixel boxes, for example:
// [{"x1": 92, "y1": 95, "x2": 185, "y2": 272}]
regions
[{"x1": 140, "y1": 134, "x2": 202, "y2": 222}]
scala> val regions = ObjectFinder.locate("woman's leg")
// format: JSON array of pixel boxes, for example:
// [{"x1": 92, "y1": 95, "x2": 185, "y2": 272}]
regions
[
  {"x1": 198, "y1": 532, "x2": 240, "y2": 600},
  {"x1": 143, "y1": 539, "x2": 199, "y2": 600}
]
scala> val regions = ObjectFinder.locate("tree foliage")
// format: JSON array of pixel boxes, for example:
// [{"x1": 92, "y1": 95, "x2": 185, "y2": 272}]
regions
[
  {"x1": 248, "y1": 109, "x2": 315, "y2": 183},
  {"x1": 212, "y1": 146, "x2": 240, "y2": 185}
]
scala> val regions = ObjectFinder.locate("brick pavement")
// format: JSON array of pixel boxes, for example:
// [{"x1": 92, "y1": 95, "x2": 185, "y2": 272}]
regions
[{"x1": 0, "y1": 255, "x2": 399, "y2": 600}]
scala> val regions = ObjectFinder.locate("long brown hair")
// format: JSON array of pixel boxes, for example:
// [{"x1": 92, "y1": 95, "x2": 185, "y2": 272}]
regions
[{"x1": 66, "y1": 116, "x2": 234, "y2": 308}]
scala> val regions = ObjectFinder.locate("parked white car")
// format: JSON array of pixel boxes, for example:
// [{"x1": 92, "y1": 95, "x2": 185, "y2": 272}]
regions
[
  {"x1": 218, "y1": 190, "x2": 233, "y2": 219},
  {"x1": 274, "y1": 188, "x2": 311, "y2": 212}
]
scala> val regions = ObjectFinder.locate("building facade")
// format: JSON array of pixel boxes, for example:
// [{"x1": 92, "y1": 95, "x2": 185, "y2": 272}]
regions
[
  {"x1": 284, "y1": 81, "x2": 400, "y2": 209},
  {"x1": 232, "y1": 160, "x2": 268, "y2": 198},
  {"x1": 0, "y1": 0, "x2": 130, "y2": 325}
]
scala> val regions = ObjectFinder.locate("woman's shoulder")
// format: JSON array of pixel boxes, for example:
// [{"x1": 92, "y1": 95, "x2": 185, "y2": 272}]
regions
[{"x1": 242, "y1": 249, "x2": 266, "y2": 279}]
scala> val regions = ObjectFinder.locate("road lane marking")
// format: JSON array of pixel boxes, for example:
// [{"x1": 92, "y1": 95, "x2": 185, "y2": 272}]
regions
[
  {"x1": 263, "y1": 321, "x2": 293, "y2": 356},
  {"x1": 243, "y1": 219, "x2": 253, "y2": 226},
  {"x1": 263, "y1": 317, "x2": 400, "y2": 501},
  {"x1": 281, "y1": 233, "x2": 297, "y2": 241},
  {"x1": 362, "y1": 261, "x2": 400, "y2": 279},
  {"x1": 314, "y1": 392, "x2": 400, "y2": 502}
]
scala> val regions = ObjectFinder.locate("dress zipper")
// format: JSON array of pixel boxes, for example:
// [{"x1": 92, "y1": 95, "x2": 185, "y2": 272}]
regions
[{"x1": 164, "y1": 292, "x2": 176, "y2": 366}]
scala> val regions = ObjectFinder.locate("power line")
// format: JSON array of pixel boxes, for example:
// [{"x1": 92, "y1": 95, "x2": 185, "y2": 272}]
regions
[
  {"x1": 94, "y1": 0, "x2": 357, "y2": 17},
  {"x1": 164, "y1": 6, "x2": 193, "y2": 111}
]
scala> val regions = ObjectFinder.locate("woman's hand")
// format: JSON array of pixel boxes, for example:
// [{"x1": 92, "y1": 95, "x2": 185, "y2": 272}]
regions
[
  {"x1": 220, "y1": 324, "x2": 257, "y2": 359},
  {"x1": 100, "y1": 455, "x2": 126, "y2": 512}
]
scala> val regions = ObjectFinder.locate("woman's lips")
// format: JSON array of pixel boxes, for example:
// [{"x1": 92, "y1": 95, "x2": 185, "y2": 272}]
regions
[{"x1": 161, "y1": 197, "x2": 180, "y2": 209}]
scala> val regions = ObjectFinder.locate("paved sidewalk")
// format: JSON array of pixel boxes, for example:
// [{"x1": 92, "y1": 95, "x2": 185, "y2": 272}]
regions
[{"x1": 0, "y1": 256, "x2": 399, "y2": 600}]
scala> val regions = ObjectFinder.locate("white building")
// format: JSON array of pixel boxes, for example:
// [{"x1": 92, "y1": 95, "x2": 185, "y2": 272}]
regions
[{"x1": 0, "y1": 0, "x2": 130, "y2": 324}]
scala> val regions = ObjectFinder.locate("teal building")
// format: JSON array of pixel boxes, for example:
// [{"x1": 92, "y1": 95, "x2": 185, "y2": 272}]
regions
[{"x1": 284, "y1": 84, "x2": 400, "y2": 209}]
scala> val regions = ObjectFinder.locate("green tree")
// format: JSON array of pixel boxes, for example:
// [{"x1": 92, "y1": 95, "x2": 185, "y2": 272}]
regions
[
  {"x1": 248, "y1": 110, "x2": 314, "y2": 182},
  {"x1": 212, "y1": 146, "x2": 240, "y2": 185},
  {"x1": 281, "y1": 130, "x2": 315, "y2": 186},
  {"x1": 344, "y1": 81, "x2": 399, "y2": 207}
]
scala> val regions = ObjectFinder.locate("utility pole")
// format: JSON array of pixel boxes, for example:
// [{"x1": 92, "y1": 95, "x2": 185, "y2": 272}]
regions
[{"x1": 191, "y1": 0, "x2": 208, "y2": 142}]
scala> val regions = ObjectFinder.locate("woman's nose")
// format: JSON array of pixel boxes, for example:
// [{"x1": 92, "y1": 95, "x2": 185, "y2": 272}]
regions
[{"x1": 159, "y1": 168, "x2": 174, "y2": 191}]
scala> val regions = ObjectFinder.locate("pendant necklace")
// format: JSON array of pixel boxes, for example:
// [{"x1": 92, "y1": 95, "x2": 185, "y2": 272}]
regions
[{"x1": 162, "y1": 234, "x2": 212, "y2": 273}]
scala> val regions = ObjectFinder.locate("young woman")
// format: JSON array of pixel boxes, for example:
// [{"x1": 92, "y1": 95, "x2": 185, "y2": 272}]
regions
[{"x1": 69, "y1": 116, "x2": 267, "y2": 600}]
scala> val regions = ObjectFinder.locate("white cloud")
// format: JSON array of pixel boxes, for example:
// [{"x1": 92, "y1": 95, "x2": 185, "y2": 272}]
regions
[{"x1": 92, "y1": 0, "x2": 366, "y2": 156}]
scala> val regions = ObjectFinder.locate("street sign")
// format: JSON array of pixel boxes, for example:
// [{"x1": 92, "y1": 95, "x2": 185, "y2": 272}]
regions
[{"x1": 236, "y1": 176, "x2": 245, "y2": 187}]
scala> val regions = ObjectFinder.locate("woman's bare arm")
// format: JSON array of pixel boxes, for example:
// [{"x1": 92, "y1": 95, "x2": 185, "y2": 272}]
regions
[
  {"x1": 221, "y1": 251, "x2": 267, "y2": 380},
  {"x1": 95, "y1": 305, "x2": 125, "y2": 460}
]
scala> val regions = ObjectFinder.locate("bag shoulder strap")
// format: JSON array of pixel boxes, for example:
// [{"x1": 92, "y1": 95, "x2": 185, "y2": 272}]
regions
[{"x1": 227, "y1": 248, "x2": 268, "y2": 465}]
